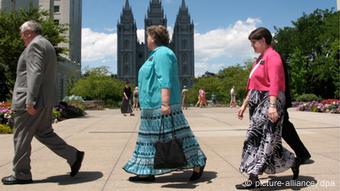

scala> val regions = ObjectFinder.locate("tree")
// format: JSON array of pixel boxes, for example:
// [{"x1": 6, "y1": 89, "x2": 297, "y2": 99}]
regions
[
  {"x1": 274, "y1": 9, "x2": 339, "y2": 99},
  {"x1": 70, "y1": 67, "x2": 126, "y2": 107},
  {"x1": 186, "y1": 64, "x2": 250, "y2": 105},
  {"x1": 0, "y1": 7, "x2": 67, "y2": 100}
]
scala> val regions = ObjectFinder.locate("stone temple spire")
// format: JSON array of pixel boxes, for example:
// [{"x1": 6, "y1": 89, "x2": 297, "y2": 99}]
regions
[
  {"x1": 117, "y1": 0, "x2": 195, "y2": 87},
  {"x1": 145, "y1": 0, "x2": 167, "y2": 27},
  {"x1": 117, "y1": 0, "x2": 138, "y2": 83},
  {"x1": 181, "y1": 0, "x2": 186, "y2": 9},
  {"x1": 171, "y1": 0, "x2": 195, "y2": 87},
  {"x1": 125, "y1": 0, "x2": 130, "y2": 8},
  {"x1": 144, "y1": 0, "x2": 167, "y2": 55},
  {"x1": 119, "y1": 0, "x2": 134, "y2": 23},
  {"x1": 176, "y1": 0, "x2": 191, "y2": 24}
]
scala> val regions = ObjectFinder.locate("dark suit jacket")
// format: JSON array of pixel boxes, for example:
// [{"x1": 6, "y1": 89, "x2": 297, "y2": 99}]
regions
[{"x1": 282, "y1": 59, "x2": 292, "y2": 108}]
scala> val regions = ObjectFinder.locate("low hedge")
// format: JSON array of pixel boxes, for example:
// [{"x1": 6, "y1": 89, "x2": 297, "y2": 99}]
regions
[{"x1": 0, "y1": 124, "x2": 13, "y2": 134}]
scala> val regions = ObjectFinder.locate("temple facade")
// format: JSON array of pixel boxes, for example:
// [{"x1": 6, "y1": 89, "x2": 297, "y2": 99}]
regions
[{"x1": 117, "y1": 0, "x2": 195, "y2": 87}]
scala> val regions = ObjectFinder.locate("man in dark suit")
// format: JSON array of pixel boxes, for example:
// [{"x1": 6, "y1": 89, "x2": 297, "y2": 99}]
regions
[
  {"x1": 282, "y1": 59, "x2": 311, "y2": 166},
  {"x1": 2, "y1": 20, "x2": 84, "y2": 185}
]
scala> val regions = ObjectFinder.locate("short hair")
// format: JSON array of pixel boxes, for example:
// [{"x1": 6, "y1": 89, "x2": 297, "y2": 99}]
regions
[
  {"x1": 20, "y1": 20, "x2": 42, "y2": 34},
  {"x1": 248, "y1": 27, "x2": 272, "y2": 45},
  {"x1": 147, "y1": 25, "x2": 170, "y2": 46}
]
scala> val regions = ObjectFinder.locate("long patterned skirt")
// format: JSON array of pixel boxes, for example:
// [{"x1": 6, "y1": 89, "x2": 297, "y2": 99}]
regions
[
  {"x1": 123, "y1": 104, "x2": 207, "y2": 175},
  {"x1": 239, "y1": 90, "x2": 295, "y2": 175}
]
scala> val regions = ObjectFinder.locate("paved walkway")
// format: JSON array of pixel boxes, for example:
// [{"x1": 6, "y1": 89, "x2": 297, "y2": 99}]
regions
[{"x1": 0, "y1": 107, "x2": 339, "y2": 191}]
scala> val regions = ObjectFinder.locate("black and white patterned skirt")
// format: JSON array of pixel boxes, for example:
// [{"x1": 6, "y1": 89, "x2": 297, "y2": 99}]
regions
[{"x1": 239, "y1": 90, "x2": 295, "y2": 175}]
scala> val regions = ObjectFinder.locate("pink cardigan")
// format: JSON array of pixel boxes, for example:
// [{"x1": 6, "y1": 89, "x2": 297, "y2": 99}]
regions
[{"x1": 247, "y1": 47, "x2": 285, "y2": 96}]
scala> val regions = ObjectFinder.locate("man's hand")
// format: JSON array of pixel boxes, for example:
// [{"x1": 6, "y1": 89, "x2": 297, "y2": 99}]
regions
[{"x1": 26, "y1": 104, "x2": 37, "y2": 115}]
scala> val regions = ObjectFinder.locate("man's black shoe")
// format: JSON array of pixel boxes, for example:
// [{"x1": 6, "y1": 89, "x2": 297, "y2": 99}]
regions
[
  {"x1": 1, "y1": 175, "x2": 33, "y2": 185},
  {"x1": 235, "y1": 179, "x2": 261, "y2": 189},
  {"x1": 291, "y1": 158, "x2": 302, "y2": 180},
  {"x1": 128, "y1": 175, "x2": 155, "y2": 182},
  {"x1": 70, "y1": 151, "x2": 85, "y2": 177},
  {"x1": 298, "y1": 155, "x2": 311, "y2": 165},
  {"x1": 235, "y1": 174, "x2": 261, "y2": 190}
]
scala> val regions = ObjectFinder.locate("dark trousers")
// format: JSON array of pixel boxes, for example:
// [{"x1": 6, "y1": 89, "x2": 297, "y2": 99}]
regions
[{"x1": 282, "y1": 110, "x2": 311, "y2": 159}]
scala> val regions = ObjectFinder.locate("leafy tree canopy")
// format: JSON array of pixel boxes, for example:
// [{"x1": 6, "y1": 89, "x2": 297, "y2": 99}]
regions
[
  {"x1": 0, "y1": 7, "x2": 67, "y2": 101},
  {"x1": 186, "y1": 64, "x2": 250, "y2": 105},
  {"x1": 274, "y1": 9, "x2": 339, "y2": 99}
]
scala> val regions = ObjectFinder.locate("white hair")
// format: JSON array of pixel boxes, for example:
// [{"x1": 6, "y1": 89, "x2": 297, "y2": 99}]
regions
[{"x1": 20, "y1": 20, "x2": 42, "y2": 34}]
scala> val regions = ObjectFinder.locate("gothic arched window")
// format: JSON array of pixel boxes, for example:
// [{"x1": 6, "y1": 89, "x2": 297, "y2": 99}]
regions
[
  {"x1": 181, "y1": 54, "x2": 188, "y2": 75},
  {"x1": 123, "y1": 54, "x2": 129, "y2": 65},
  {"x1": 123, "y1": 54, "x2": 130, "y2": 75},
  {"x1": 182, "y1": 54, "x2": 187, "y2": 65},
  {"x1": 124, "y1": 40, "x2": 129, "y2": 49},
  {"x1": 181, "y1": 39, "x2": 187, "y2": 49},
  {"x1": 123, "y1": 64, "x2": 129, "y2": 75}
]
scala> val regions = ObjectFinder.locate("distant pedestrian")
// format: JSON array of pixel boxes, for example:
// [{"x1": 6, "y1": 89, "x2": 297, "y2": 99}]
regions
[
  {"x1": 196, "y1": 88, "x2": 207, "y2": 107},
  {"x1": 2, "y1": 20, "x2": 84, "y2": 185},
  {"x1": 121, "y1": 81, "x2": 134, "y2": 116},
  {"x1": 211, "y1": 93, "x2": 217, "y2": 106},
  {"x1": 229, "y1": 86, "x2": 237, "y2": 107},
  {"x1": 181, "y1": 85, "x2": 188, "y2": 110},
  {"x1": 132, "y1": 86, "x2": 139, "y2": 111}
]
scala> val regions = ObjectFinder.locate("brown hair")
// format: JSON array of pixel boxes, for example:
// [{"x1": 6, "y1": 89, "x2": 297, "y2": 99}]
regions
[
  {"x1": 248, "y1": 27, "x2": 272, "y2": 45},
  {"x1": 147, "y1": 25, "x2": 170, "y2": 46}
]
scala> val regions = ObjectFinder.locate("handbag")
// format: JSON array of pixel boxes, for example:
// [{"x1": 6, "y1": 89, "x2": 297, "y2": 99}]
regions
[{"x1": 154, "y1": 115, "x2": 188, "y2": 169}]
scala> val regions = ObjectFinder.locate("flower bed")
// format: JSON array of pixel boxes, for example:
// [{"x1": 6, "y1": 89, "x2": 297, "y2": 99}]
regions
[
  {"x1": 0, "y1": 102, "x2": 13, "y2": 127},
  {"x1": 293, "y1": 99, "x2": 340, "y2": 113},
  {"x1": 1, "y1": 101, "x2": 85, "y2": 134}
]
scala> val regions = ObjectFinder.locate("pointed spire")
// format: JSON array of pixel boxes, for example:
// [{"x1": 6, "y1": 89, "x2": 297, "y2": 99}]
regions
[
  {"x1": 181, "y1": 0, "x2": 186, "y2": 8},
  {"x1": 119, "y1": 0, "x2": 135, "y2": 24},
  {"x1": 124, "y1": 0, "x2": 130, "y2": 9},
  {"x1": 174, "y1": 0, "x2": 191, "y2": 24},
  {"x1": 145, "y1": 0, "x2": 166, "y2": 26}
]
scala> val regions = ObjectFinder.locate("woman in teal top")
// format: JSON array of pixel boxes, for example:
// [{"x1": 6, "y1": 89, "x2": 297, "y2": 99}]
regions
[
  {"x1": 123, "y1": 25, "x2": 207, "y2": 182},
  {"x1": 137, "y1": 44, "x2": 181, "y2": 109}
]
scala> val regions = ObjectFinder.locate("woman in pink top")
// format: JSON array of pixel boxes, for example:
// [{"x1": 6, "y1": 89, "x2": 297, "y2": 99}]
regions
[{"x1": 235, "y1": 27, "x2": 296, "y2": 189}]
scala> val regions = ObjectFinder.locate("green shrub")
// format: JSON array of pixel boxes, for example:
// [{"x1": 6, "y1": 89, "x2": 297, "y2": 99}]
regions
[
  {"x1": 295, "y1": 93, "x2": 322, "y2": 102},
  {"x1": 69, "y1": 67, "x2": 126, "y2": 107},
  {"x1": 0, "y1": 124, "x2": 13, "y2": 134},
  {"x1": 52, "y1": 108, "x2": 61, "y2": 122}
]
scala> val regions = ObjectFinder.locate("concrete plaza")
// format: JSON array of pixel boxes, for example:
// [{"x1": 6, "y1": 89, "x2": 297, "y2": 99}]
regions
[{"x1": 0, "y1": 107, "x2": 339, "y2": 191}]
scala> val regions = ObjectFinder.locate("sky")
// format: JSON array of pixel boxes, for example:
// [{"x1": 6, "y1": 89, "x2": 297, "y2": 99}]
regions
[{"x1": 82, "y1": 0, "x2": 337, "y2": 76}]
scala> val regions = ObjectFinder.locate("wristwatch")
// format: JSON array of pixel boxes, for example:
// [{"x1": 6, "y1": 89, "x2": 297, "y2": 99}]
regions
[{"x1": 269, "y1": 102, "x2": 276, "y2": 108}]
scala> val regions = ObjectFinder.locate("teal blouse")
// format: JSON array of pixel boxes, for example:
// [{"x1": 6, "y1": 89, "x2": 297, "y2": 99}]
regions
[{"x1": 138, "y1": 46, "x2": 181, "y2": 109}]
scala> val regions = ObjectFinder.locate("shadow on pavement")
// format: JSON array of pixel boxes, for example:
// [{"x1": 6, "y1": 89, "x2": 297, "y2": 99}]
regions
[
  {"x1": 303, "y1": 159, "x2": 315, "y2": 165},
  {"x1": 33, "y1": 171, "x2": 103, "y2": 185},
  {"x1": 155, "y1": 170, "x2": 217, "y2": 189},
  {"x1": 258, "y1": 175, "x2": 317, "y2": 190}
]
